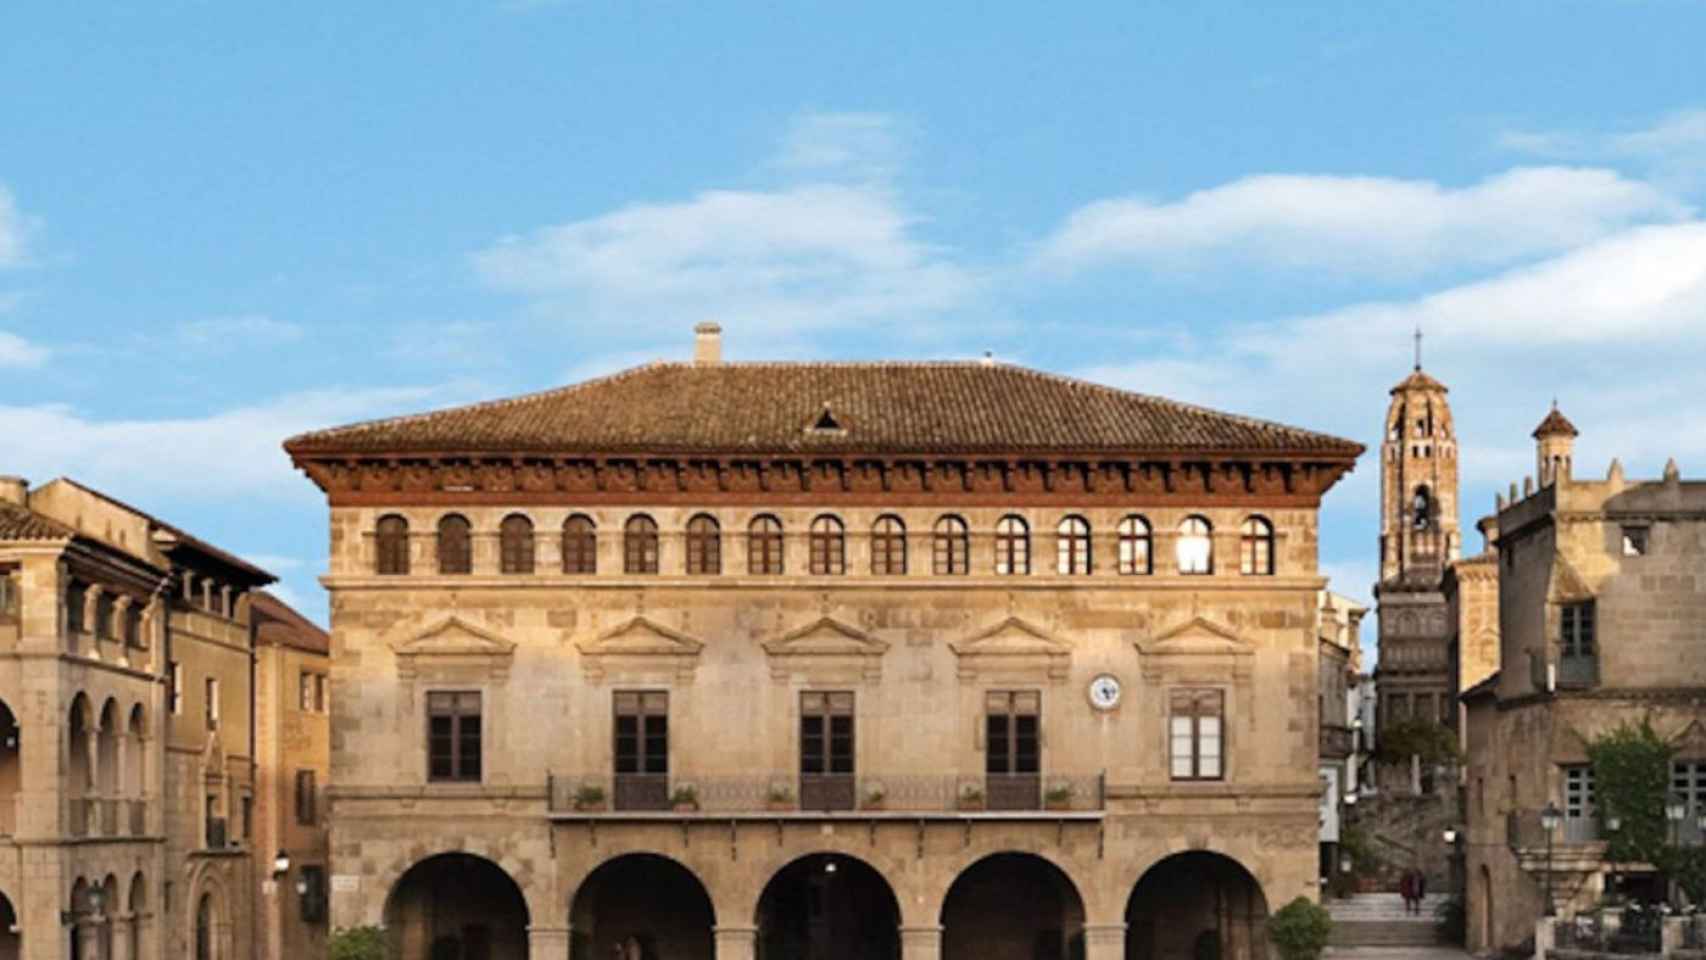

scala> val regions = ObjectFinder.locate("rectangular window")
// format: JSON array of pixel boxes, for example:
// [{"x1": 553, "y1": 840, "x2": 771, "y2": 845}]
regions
[
  {"x1": 1621, "y1": 526, "x2": 1648, "y2": 557},
  {"x1": 985, "y1": 690, "x2": 1041, "y2": 810},
  {"x1": 169, "y1": 662, "x2": 183, "y2": 715},
  {"x1": 1169, "y1": 689, "x2": 1225, "y2": 781},
  {"x1": 1563, "y1": 764, "x2": 1595, "y2": 819},
  {"x1": 1562, "y1": 601, "x2": 1596, "y2": 657},
  {"x1": 800, "y1": 692, "x2": 855, "y2": 810},
  {"x1": 241, "y1": 795, "x2": 253, "y2": 839},
  {"x1": 299, "y1": 672, "x2": 315, "y2": 712},
  {"x1": 316, "y1": 674, "x2": 327, "y2": 713},
  {"x1": 296, "y1": 770, "x2": 318, "y2": 825},
  {"x1": 205, "y1": 677, "x2": 220, "y2": 730},
  {"x1": 426, "y1": 691, "x2": 482, "y2": 783},
  {"x1": 614, "y1": 691, "x2": 669, "y2": 810},
  {"x1": 1675, "y1": 761, "x2": 1706, "y2": 813}
]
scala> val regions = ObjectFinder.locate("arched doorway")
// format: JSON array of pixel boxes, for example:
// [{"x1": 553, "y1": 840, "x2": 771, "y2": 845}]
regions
[
  {"x1": 568, "y1": 854, "x2": 713, "y2": 960},
  {"x1": 195, "y1": 892, "x2": 217, "y2": 960},
  {"x1": 67, "y1": 695, "x2": 93, "y2": 835},
  {"x1": 0, "y1": 890, "x2": 20, "y2": 960},
  {"x1": 756, "y1": 853, "x2": 899, "y2": 960},
  {"x1": 1126, "y1": 852, "x2": 1269, "y2": 960},
  {"x1": 941, "y1": 853, "x2": 1085, "y2": 960},
  {"x1": 385, "y1": 853, "x2": 529, "y2": 960},
  {"x1": 0, "y1": 699, "x2": 19, "y2": 837},
  {"x1": 128, "y1": 873, "x2": 147, "y2": 960}
]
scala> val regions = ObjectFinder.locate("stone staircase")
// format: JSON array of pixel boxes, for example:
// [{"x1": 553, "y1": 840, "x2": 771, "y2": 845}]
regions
[{"x1": 1326, "y1": 892, "x2": 1449, "y2": 948}]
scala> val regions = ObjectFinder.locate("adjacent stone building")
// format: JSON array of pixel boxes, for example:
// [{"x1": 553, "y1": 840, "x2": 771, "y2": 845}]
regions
[
  {"x1": 285, "y1": 325, "x2": 1364, "y2": 960},
  {"x1": 1316, "y1": 592, "x2": 1367, "y2": 889},
  {"x1": 0, "y1": 475, "x2": 326, "y2": 960},
  {"x1": 1462, "y1": 411, "x2": 1706, "y2": 954}
]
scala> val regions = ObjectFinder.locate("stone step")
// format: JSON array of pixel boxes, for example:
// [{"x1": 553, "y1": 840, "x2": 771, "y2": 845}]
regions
[{"x1": 1327, "y1": 921, "x2": 1447, "y2": 948}]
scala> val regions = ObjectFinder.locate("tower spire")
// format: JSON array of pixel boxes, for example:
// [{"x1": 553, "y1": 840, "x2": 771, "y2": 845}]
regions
[{"x1": 1414, "y1": 326, "x2": 1423, "y2": 372}]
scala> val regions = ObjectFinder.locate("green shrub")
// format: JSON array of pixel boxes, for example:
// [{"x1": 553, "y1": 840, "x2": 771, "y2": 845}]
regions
[
  {"x1": 1377, "y1": 719, "x2": 1460, "y2": 765},
  {"x1": 1267, "y1": 897, "x2": 1333, "y2": 960},
  {"x1": 330, "y1": 926, "x2": 390, "y2": 960},
  {"x1": 1435, "y1": 896, "x2": 1466, "y2": 944}
]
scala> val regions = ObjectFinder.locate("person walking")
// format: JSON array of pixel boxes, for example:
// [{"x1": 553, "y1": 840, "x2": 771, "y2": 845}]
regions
[
  {"x1": 1416, "y1": 869, "x2": 1428, "y2": 911},
  {"x1": 1398, "y1": 868, "x2": 1416, "y2": 915}
]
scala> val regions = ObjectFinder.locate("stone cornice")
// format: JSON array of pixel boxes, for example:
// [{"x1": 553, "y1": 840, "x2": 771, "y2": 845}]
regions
[{"x1": 291, "y1": 453, "x2": 1355, "y2": 508}]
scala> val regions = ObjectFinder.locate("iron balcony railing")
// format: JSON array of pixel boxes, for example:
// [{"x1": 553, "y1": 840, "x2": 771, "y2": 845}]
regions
[
  {"x1": 1319, "y1": 724, "x2": 1355, "y2": 760},
  {"x1": 548, "y1": 772, "x2": 1106, "y2": 815},
  {"x1": 1558, "y1": 653, "x2": 1600, "y2": 689}
]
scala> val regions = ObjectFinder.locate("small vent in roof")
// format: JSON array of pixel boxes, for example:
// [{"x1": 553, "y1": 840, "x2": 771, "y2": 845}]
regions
[{"x1": 808, "y1": 403, "x2": 846, "y2": 435}]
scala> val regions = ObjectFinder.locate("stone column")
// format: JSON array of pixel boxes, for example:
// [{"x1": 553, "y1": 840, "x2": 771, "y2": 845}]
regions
[
  {"x1": 900, "y1": 925, "x2": 942, "y2": 960},
  {"x1": 713, "y1": 926, "x2": 758, "y2": 960},
  {"x1": 1083, "y1": 923, "x2": 1126, "y2": 960},
  {"x1": 528, "y1": 926, "x2": 570, "y2": 960},
  {"x1": 112, "y1": 915, "x2": 135, "y2": 960}
]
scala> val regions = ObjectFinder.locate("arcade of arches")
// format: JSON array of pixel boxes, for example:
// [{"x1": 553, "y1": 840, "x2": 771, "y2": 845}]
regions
[{"x1": 380, "y1": 849, "x2": 1271, "y2": 960}]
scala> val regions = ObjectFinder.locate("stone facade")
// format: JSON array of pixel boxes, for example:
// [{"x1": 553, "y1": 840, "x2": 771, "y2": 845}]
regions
[
  {"x1": 287, "y1": 329, "x2": 1363, "y2": 960},
  {"x1": 1463, "y1": 416, "x2": 1706, "y2": 955},
  {"x1": 0, "y1": 475, "x2": 319, "y2": 960}
]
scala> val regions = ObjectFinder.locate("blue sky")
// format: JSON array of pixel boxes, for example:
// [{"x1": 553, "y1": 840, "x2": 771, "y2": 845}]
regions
[{"x1": 5, "y1": 2, "x2": 1706, "y2": 662}]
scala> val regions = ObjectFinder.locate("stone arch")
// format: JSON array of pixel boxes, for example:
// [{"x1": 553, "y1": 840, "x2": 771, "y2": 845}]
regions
[
  {"x1": 939, "y1": 852, "x2": 1087, "y2": 960},
  {"x1": 568, "y1": 852, "x2": 715, "y2": 960},
  {"x1": 0, "y1": 887, "x2": 18, "y2": 960},
  {"x1": 1125, "y1": 850, "x2": 1270, "y2": 960},
  {"x1": 384, "y1": 853, "x2": 530, "y2": 960},
  {"x1": 96, "y1": 699, "x2": 120, "y2": 800},
  {"x1": 128, "y1": 871, "x2": 148, "y2": 960},
  {"x1": 67, "y1": 693, "x2": 94, "y2": 818},
  {"x1": 186, "y1": 861, "x2": 233, "y2": 960},
  {"x1": 370, "y1": 840, "x2": 548, "y2": 929},
  {"x1": 126, "y1": 703, "x2": 147, "y2": 798},
  {"x1": 924, "y1": 845, "x2": 1097, "y2": 922},
  {"x1": 754, "y1": 852, "x2": 901, "y2": 960},
  {"x1": 98, "y1": 874, "x2": 118, "y2": 960},
  {"x1": 0, "y1": 698, "x2": 19, "y2": 836},
  {"x1": 1478, "y1": 864, "x2": 1494, "y2": 953}
]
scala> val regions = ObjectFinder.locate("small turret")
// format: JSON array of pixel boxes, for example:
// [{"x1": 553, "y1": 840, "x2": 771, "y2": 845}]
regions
[{"x1": 1533, "y1": 403, "x2": 1579, "y2": 487}]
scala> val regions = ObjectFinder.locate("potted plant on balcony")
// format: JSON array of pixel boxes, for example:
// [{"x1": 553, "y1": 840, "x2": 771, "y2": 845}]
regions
[
  {"x1": 863, "y1": 782, "x2": 887, "y2": 811},
  {"x1": 573, "y1": 784, "x2": 607, "y2": 812},
  {"x1": 1044, "y1": 781, "x2": 1075, "y2": 811},
  {"x1": 766, "y1": 783, "x2": 795, "y2": 812},
  {"x1": 670, "y1": 784, "x2": 700, "y2": 813},
  {"x1": 957, "y1": 783, "x2": 985, "y2": 812}
]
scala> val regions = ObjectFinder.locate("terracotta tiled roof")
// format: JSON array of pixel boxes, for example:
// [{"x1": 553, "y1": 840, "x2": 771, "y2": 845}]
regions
[
  {"x1": 50, "y1": 478, "x2": 272, "y2": 583},
  {"x1": 286, "y1": 362, "x2": 1363, "y2": 458},
  {"x1": 1389, "y1": 368, "x2": 1448, "y2": 395},
  {"x1": 0, "y1": 502, "x2": 74, "y2": 541},
  {"x1": 252, "y1": 591, "x2": 329, "y2": 655},
  {"x1": 1532, "y1": 407, "x2": 1579, "y2": 439}
]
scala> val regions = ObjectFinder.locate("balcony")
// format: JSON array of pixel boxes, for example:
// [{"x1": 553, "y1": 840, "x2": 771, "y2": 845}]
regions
[
  {"x1": 1558, "y1": 652, "x2": 1599, "y2": 689},
  {"x1": 548, "y1": 772, "x2": 1106, "y2": 817},
  {"x1": 1319, "y1": 724, "x2": 1355, "y2": 760},
  {"x1": 1506, "y1": 809, "x2": 1601, "y2": 849}
]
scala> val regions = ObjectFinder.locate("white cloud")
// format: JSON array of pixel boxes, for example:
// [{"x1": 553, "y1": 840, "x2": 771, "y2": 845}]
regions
[
  {"x1": 176, "y1": 314, "x2": 303, "y2": 348},
  {"x1": 0, "y1": 329, "x2": 48, "y2": 368},
  {"x1": 1501, "y1": 109, "x2": 1706, "y2": 195},
  {"x1": 473, "y1": 183, "x2": 979, "y2": 335},
  {"x1": 1034, "y1": 167, "x2": 1685, "y2": 277},
  {"x1": 0, "y1": 185, "x2": 31, "y2": 268},
  {"x1": 775, "y1": 112, "x2": 906, "y2": 182},
  {"x1": 0, "y1": 384, "x2": 479, "y2": 503}
]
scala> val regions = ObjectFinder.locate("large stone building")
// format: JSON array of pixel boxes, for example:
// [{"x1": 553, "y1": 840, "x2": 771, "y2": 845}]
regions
[
  {"x1": 1463, "y1": 413, "x2": 1706, "y2": 954},
  {"x1": 0, "y1": 475, "x2": 327, "y2": 960},
  {"x1": 286, "y1": 325, "x2": 1364, "y2": 960}
]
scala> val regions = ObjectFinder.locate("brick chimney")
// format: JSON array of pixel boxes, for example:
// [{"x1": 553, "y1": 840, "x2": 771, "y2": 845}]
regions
[
  {"x1": 694, "y1": 322, "x2": 723, "y2": 366},
  {"x1": 0, "y1": 476, "x2": 27, "y2": 507}
]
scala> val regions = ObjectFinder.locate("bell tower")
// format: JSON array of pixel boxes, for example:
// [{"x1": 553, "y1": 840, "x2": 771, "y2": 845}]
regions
[{"x1": 1379, "y1": 344, "x2": 1460, "y2": 584}]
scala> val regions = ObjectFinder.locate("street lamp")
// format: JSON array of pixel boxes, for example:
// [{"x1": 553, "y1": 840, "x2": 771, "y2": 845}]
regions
[
  {"x1": 273, "y1": 850, "x2": 291, "y2": 878},
  {"x1": 1541, "y1": 801, "x2": 1562, "y2": 917},
  {"x1": 1605, "y1": 812, "x2": 1622, "y2": 903}
]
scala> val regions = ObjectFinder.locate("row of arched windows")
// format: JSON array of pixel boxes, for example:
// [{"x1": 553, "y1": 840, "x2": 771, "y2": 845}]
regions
[{"x1": 375, "y1": 513, "x2": 1279, "y2": 578}]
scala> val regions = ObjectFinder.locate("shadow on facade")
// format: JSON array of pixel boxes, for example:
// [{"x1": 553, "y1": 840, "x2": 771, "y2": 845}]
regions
[
  {"x1": 569, "y1": 853, "x2": 714, "y2": 960},
  {"x1": 1125, "y1": 852, "x2": 1269, "y2": 960},
  {"x1": 756, "y1": 853, "x2": 899, "y2": 960},
  {"x1": 0, "y1": 890, "x2": 18, "y2": 960},
  {"x1": 386, "y1": 853, "x2": 530, "y2": 960},
  {"x1": 941, "y1": 853, "x2": 1086, "y2": 960}
]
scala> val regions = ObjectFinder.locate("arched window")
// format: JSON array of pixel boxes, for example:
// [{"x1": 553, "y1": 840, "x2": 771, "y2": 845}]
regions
[
  {"x1": 748, "y1": 516, "x2": 784, "y2": 575},
  {"x1": 436, "y1": 515, "x2": 472, "y2": 575},
  {"x1": 809, "y1": 515, "x2": 846, "y2": 575},
  {"x1": 499, "y1": 514, "x2": 535, "y2": 574},
  {"x1": 685, "y1": 514, "x2": 721, "y2": 575},
  {"x1": 933, "y1": 516, "x2": 969, "y2": 575},
  {"x1": 870, "y1": 515, "x2": 907, "y2": 575},
  {"x1": 375, "y1": 516, "x2": 410, "y2": 575},
  {"x1": 1177, "y1": 516, "x2": 1213, "y2": 575},
  {"x1": 1412, "y1": 485, "x2": 1433, "y2": 530},
  {"x1": 95, "y1": 593, "x2": 115, "y2": 639},
  {"x1": 623, "y1": 516, "x2": 659, "y2": 574},
  {"x1": 1240, "y1": 517, "x2": 1275, "y2": 576},
  {"x1": 1117, "y1": 515, "x2": 1152, "y2": 575},
  {"x1": 561, "y1": 515, "x2": 597, "y2": 574},
  {"x1": 1057, "y1": 516, "x2": 1091, "y2": 575},
  {"x1": 195, "y1": 893, "x2": 215, "y2": 960},
  {"x1": 995, "y1": 515, "x2": 1030, "y2": 575}
]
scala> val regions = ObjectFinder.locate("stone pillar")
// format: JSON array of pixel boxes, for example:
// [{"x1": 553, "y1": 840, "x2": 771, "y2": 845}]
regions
[
  {"x1": 1082, "y1": 923, "x2": 1126, "y2": 960},
  {"x1": 713, "y1": 926, "x2": 758, "y2": 960},
  {"x1": 1533, "y1": 916, "x2": 1554, "y2": 960},
  {"x1": 528, "y1": 926, "x2": 570, "y2": 960},
  {"x1": 112, "y1": 915, "x2": 134, "y2": 960},
  {"x1": 900, "y1": 925, "x2": 942, "y2": 960}
]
